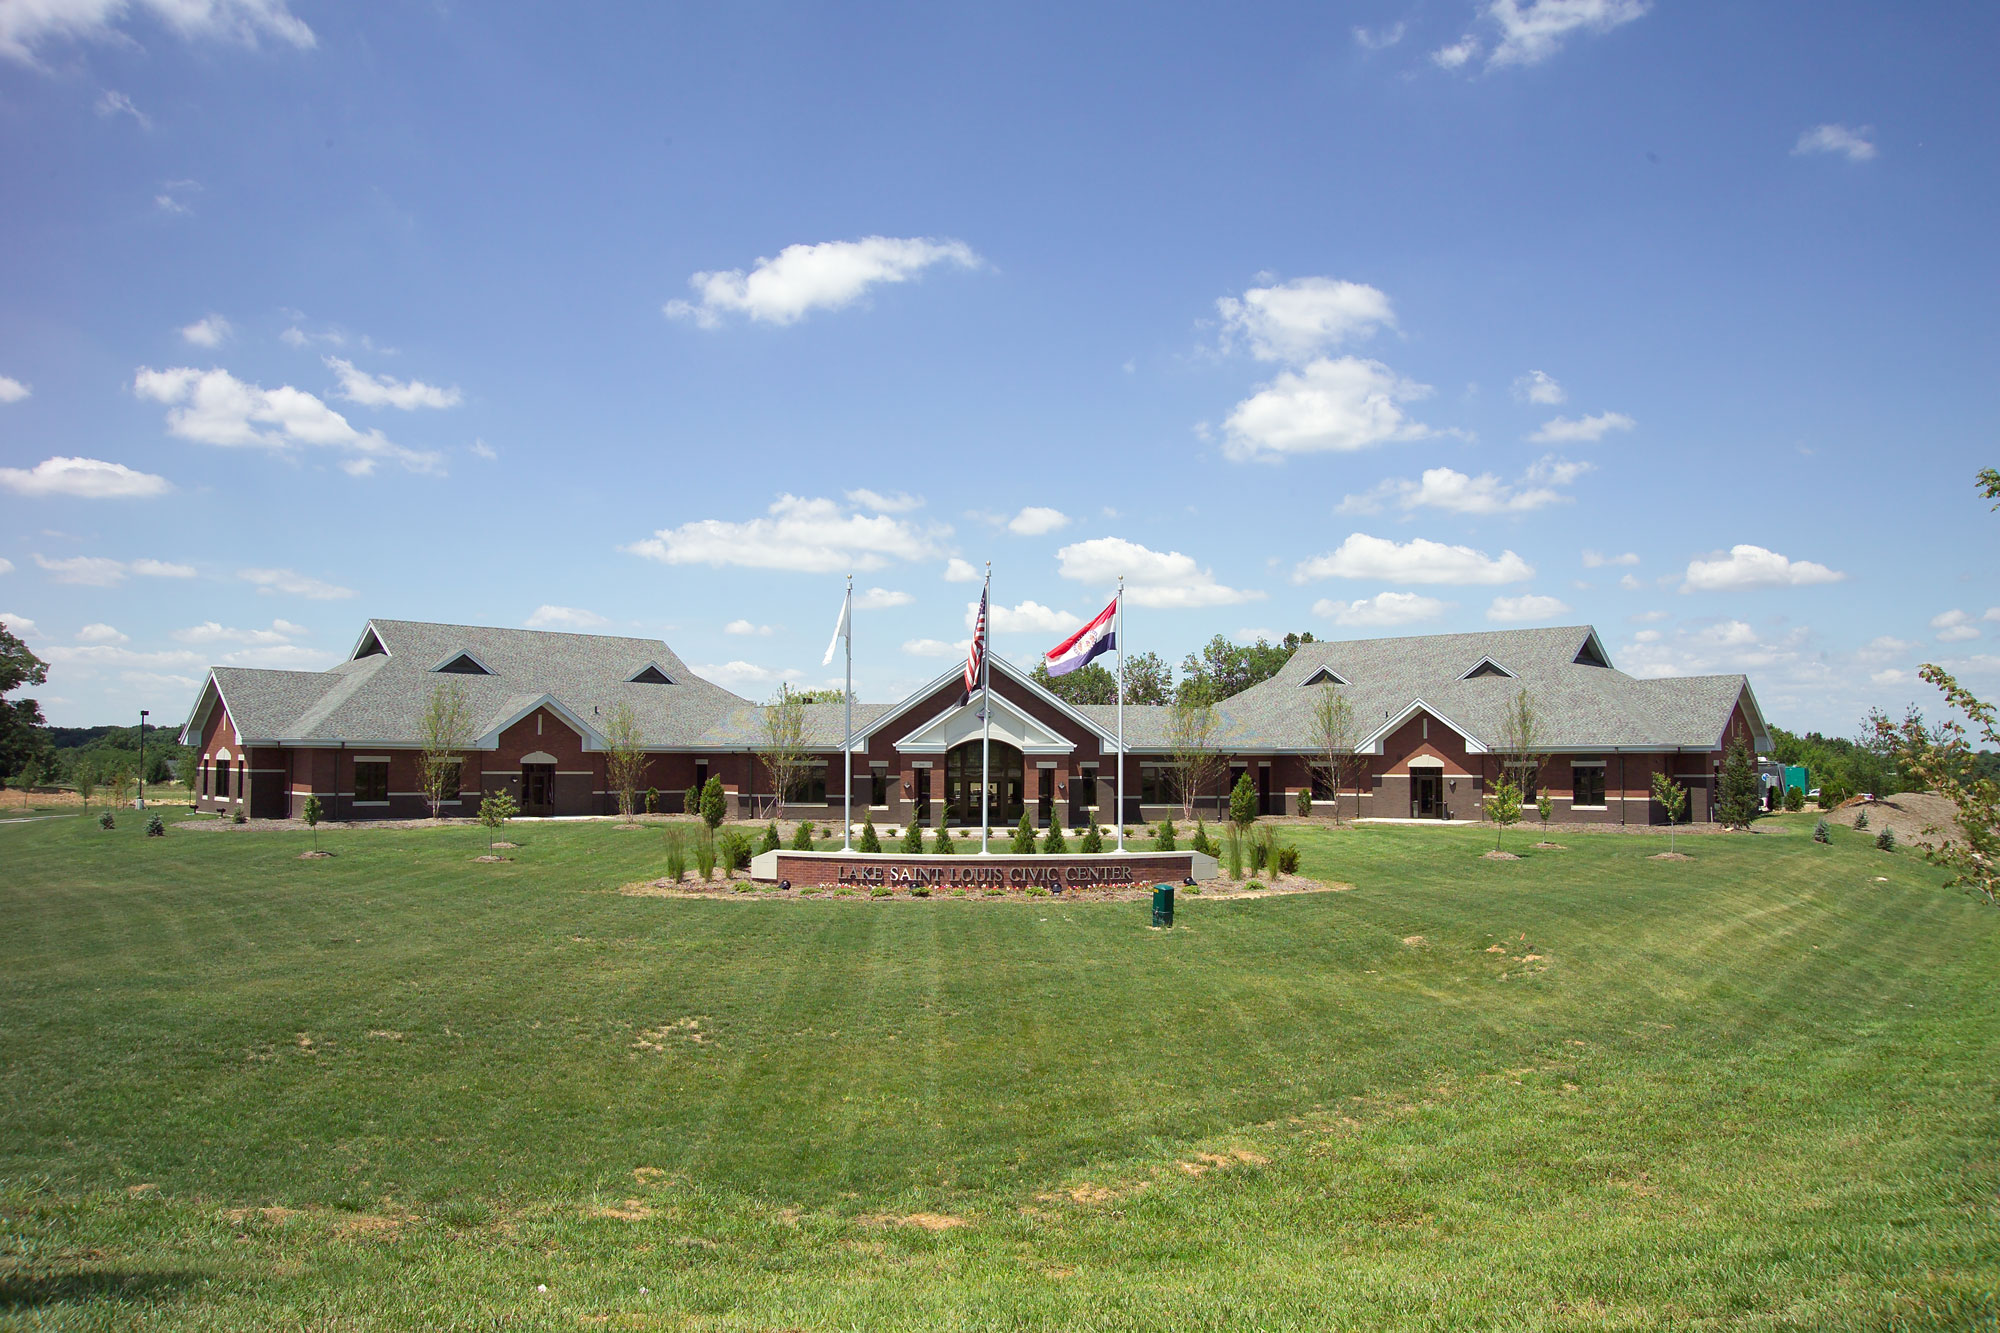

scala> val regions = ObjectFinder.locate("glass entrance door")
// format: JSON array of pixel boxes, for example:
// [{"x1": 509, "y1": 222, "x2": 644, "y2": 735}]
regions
[
  {"x1": 522, "y1": 763, "x2": 555, "y2": 816},
  {"x1": 1412, "y1": 770, "x2": 1442, "y2": 819},
  {"x1": 944, "y1": 740, "x2": 1023, "y2": 828}
]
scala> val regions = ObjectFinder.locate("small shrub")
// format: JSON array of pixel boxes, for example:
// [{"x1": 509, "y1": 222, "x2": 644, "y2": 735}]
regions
[
  {"x1": 699, "y1": 776, "x2": 726, "y2": 830},
  {"x1": 232, "y1": 809, "x2": 247, "y2": 825},
  {"x1": 694, "y1": 828, "x2": 718, "y2": 880},
  {"x1": 791, "y1": 820, "x2": 816, "y2": 851},
  {"x1": 717, "y1": 829, "x2": 752, "y2": 872},
  {"x1": 981, "y1": 885, "x2": 1003, "y2": 895},
  {"x1": 1816, "y1": 787, "x2": 1836, "y2": 811},
  {"x1": 1011, "y1": 813, "x2": 1036, "y2": 854},
  {"x1": 935, "y1": 824, "x2": 956, "y2": 854},
  {"x1": 910, "y1": 884, "x2": 931, "y2": 898},
  {"x1": 1229, "y1": 773, "x2": 1257, "y2": 833},
  {"x1": 1813, "y1": 818, "x2": 1830, "y2": 844},
  {"x1": 1025, "y1": 884, "x2": 1050, "y2": 897},
  {"x1": 1277, "y1": 843, "x2": 1300, "y2": 875},
  {"x1": 645, "y1": 787, "x2": 659, "y2": 814},
  {"x1": 900, "y1": 822, "x2": 924, "y2": 854},
  {"x1": 683, "y1": 784, "x2": 701, "y2": 818},
  {"x1": 1246, "y1": 880, "x2": 1265, "y2": 892},
  {"x1": 1192, "y1": 819, "x2": 1215, "y2": 856},
  {"x1": 1536, "y1": 793, "x2": 1554, "y2": 827},
  {"x1": 1079, "y1": 823, "x2": 1103, "y2": 853},
  {"x1": 664, "y1": 827, "x2": 688, "y2": 882},
  {"x1": 99, "y1": 811, "x2": 115, "y2": 830},
  {"x1": 1155, "y1": 819, "x2": 1176, "y2": 851},
  {"x1": 760, "y1": 821, "x2": 781, "y2": 854},
  {"x1": 951, "y1": 886, "x2": 967, "y2": 897},
  {"x1": 859, "y1": 816, "x2": 881, "y2": 853},
  {"x1": 1876, "y1": 827, "x2": 1895, "y2": 852},
  {"x1": 1783, "y1": 786, "x2": 1804, "y2": 813},
  {"x1": 733, "y1": 881, "x2": 753, "y2": 893},
  {"x1": 145, "y1": 814, "x2": 165, "y2": 837},
  {"x1": 1041, "y1": 823, "x2": 1067, "y2": 854},
  {"x1": 1855, "y1": 809, "x2": 1869, "y2": 831},
  {"x1": 1297, "y1": 788, "x2": 1312, "y2": 818},
  {"x1": 870, "y1": 886, "x2": 893, "y2": 898}
]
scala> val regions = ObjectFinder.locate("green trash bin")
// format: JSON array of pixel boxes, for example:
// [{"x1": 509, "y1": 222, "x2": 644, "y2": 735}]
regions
[{"x1": 1151, "y1": 883, "x2": 1175, "y2": 929}]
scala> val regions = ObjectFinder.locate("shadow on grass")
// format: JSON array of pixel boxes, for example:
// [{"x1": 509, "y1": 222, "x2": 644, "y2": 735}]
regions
[{"x1": 0, "y1": 1268, "x2": 205, "y2": 1309}]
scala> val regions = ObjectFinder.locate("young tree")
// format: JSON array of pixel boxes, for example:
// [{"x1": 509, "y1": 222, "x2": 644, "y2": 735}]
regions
[
  {"x1": 1650, "y1": 771, "x2": 1688, "y2": 854},
  {"x1": 760, "y1": 821, "x2": 781, "y2": 854},
  {"x1": 74, "y1": 767, "x2": 96, "y2": 813},
  {"x1": 859, "y1": 815, "x2": 881, "y2": 853},
  {"x1": 1041, "y1": 821, "x2": 1067, "y2": 854},
  {"x1": 418, "y1": 679, "x2": 474, "y2": 820},
  {"x1": 699, "y1": 775, "x2": 726, "y2": 830},
  {"x1": 1306, "y1": 683, "x2": 1356, "y2": 823},
  {"x1": 1716, "y1": 730, "x2": 1760, "y2": 830},
  {"x1": 757, "y1": 684, "x2": 812, "y2": 819},
  {"x1": 602, "y1": 700, "x2": 648, "y2": 820},
  {"x1": 108, "y1": 766, "x2": 134, "y2": 810},
  {"x1": 1011, "y1": 811, "x2": 1036, "y2": 854},
  {"x1": 302, "y1": 793, "x2": 324, "y2": 853},
  {"x1": 1228, "y1": 770, "x2": 1258, "y2": 835},
  {"x1": 1485, "y1": 773, "x2": 1523, "y2": 851},
  {"x1": 1165, "y1": 695, "x2": 1227, "y2": 820},
  {"x1": 477, "y1": 788, "x2": 518, "y2": 851},
  {"x1": 1536, "y1": 792, "x2": 1554, "y2": 828},
  {"x1": 1495, "y1": 688, "x2": 1548, "y2": 810},
  {"x1": 900, "y1": 820, "x2": 925, "y2": 854},
  {"x1": 1874, "y1": 664, "x2": 2000, "y2": 904}
]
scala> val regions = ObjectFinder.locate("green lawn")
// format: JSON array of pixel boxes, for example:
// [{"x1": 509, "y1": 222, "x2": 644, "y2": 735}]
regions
[{"x1": 2, "y1": 811, "x2": 1995, "y2": 1330}]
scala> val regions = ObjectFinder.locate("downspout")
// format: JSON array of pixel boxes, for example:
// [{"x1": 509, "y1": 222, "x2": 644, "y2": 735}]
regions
[
  {"x1": 1618, "y1": 749, "x2": 1625, "y2": 826},
  {"x1": 336, "y1": 741, "x2": 344, "y2": 823}
]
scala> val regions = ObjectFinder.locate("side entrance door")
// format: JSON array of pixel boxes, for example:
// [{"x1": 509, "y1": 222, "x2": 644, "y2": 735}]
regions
[
  {"x1": 1412, "y1": 771, "x2": 1442, "y2": 819},
  {"x1": 521, "y1": 763, "x2": 556, "y2": 816}
]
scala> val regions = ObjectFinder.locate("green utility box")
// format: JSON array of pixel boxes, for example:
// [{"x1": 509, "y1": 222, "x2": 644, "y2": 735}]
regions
[{"x1": 1151, "y1": 884, "x2": 1175, "y2": 929}]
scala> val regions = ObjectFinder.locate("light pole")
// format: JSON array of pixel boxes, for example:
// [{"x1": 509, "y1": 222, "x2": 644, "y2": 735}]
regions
[{"x1": 137, "y1": 709, "x2": 148, "y2": 810}]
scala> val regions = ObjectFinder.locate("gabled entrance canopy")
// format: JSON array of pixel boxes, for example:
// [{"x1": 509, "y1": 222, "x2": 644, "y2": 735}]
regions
[
  {"x1": 852, "y1": 653, "x2": 1118, "y2": 755},
  {"x1": 895, "y1": 690, "x2": 1076, "y2": 755}
]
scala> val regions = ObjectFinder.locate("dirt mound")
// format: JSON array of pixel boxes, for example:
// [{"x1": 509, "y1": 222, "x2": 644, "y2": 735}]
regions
[{"x1": 1824, "y1": 792, "x2": 1965, "y2": 849}]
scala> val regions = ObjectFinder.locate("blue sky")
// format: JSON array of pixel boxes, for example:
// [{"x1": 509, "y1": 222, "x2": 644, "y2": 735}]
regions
[{"x1": 1, "y1": 1, "x2": 1995, "y2": 733}]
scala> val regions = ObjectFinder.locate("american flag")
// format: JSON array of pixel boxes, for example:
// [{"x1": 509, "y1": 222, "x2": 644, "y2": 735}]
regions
[{"x1": 963, "y1": 585, "x2": 987, "y2": 704}]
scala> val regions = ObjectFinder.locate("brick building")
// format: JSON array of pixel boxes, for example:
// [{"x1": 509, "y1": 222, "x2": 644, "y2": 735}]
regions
[{"x1": 181, "y1": 618, "x2": 1770, "y2": 826}]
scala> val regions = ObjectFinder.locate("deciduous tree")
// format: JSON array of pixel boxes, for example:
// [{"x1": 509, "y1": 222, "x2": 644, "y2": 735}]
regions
[
  {"x1": 602, "y1": 701, "x2": 648, "y2": 820},
  {"x1": 418, "y1": 679, "x2": 473, "y2": 820},
  {"x1": 758, "y1": 685, "x2": 811, "y2": 819},
  {"x1": 1306, "y1": 683, "x2": 1356, "y2": 823},
  {"x1": 1650, "y1": 771, "x2": 1688, "y2": 854},
  {"x1": 1166, "y1": 696, "x2": 1227, "y2": 820}
]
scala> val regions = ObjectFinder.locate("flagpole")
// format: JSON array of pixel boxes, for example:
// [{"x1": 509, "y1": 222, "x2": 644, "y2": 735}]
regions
[
  {"x1": 843, "y1": 574, "x2": 853, "y2": 852},
  {"x1": 980, "y1": 562, "x2": 992, "y2": 855},
  {"x1": 1115, "y1": 576, "x2": 1125, "y2": 853}
]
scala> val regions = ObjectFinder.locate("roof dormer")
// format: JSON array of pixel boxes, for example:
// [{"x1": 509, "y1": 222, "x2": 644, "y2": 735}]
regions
[
  {"x1": 351, "y1": 627, "x2": 388, "y2": 660},
  {"x1": 431, "y1": 650, "x2": 495, "y2": 676},
  {"x1": 627, "y1": 663, "x2": 675, "y2": 685},
  {"x1": 1460, "y1": 656, "x2": 1516, "y2": 681},
  {"x1": 1573, "y1": 631, "x2": 1612, "y2": 669},
  {"x1": 1301, "y1": 665, "x2": 1348, "y2": 687}
]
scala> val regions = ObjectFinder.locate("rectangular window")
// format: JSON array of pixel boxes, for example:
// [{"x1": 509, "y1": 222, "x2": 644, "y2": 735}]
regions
[
  {"x1": 354, "y1": 760, "x2": 389, "y2": 803},
  {"x1": 1075, "y1": 765, "x2": 1098, "y2": 810},
  {"x1": 1572, "y1": 764, "x2": 1606, "y2": 808},
  {"x1": 1309, "y1": 767, "x2": 1335, "y2": 800},
  {"x1": 786, "y1": 768, "x2": 828, "y2": 804},
  {"x1": 869, "y1": 763, "x2": 889, "y2": 808},
  {"x1": 202, "y1": 761, "x2": 211, "y2": 798},
  {"x1": 235, "y1": 761, "x2": 245, "y2": 801},
  {"x1": 435, "y1": 760, "x2": 462, "y2": 800}
]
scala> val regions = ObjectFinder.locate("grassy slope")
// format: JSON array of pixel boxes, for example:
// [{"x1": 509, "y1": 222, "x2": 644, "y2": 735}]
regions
[{"x1": 1, "y1": 812, "x2": 1995, "y2": 1330}]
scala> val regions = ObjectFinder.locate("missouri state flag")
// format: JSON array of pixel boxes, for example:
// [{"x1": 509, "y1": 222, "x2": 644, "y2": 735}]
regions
[{"x1": 1044, "y1": 594, "x2": 1117, "y2": 677}]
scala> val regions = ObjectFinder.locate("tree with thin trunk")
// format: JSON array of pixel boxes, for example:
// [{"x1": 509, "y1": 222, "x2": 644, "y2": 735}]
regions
[
  {"x1": 1306, "y1": 684, "x2": 1356, "y2": 823},
  {"x1": 418, "y1": 679, "x2": 474, "y2": 820},
  {"x1": 602, "y1": 701, "x2": 648, "y2": 820},
  {"x1": 1166, "y1": 693, "x2": 1228, "y2": 821},
  {"x1": 1650, "y1": 771, "x2": 1688, "y2": 854},
  {"x1": 1485, "y1": 773, "x2": 1522, "y2": 851},
  {"x1": 108, "y1": 766, "x2": 134, "y2": 811},
  {"x1": 303, "y1": 793, "x2": 324, "y2": 854},
  {"x1": 758, "y1": 684, "x2": 811, "y2": 819},
  {"x1": 75, "y1": 767, "x2": 95, "y2": 813},
  {"x1": 1495, "y1": 687, "x2": 1548, "y2": 810}
]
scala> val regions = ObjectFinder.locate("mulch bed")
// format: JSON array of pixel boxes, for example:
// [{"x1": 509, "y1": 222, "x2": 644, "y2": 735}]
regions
[{"x1": 619, "y1": 875, "x2": 1352, "y2": 903}]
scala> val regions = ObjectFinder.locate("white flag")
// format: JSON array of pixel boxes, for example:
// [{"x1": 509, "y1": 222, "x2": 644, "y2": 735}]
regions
[{"x1": 821, "y1": 587, "x2": 851, "y2": 666}]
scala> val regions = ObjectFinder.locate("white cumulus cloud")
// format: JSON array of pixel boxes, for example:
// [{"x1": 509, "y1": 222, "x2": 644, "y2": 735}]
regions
[
  {"x1": 845, "y1": 489, "x2": 925, "y2": 514},
  {"x1": 1487, "y1": 593, "x2": 1572, "y2": 623},
  {"x1": 95, "y1": 89, "x2": 149, "y2": 127},
  {"x1": 724, "y1": 619, "x2": 772, "y2": 636},
  {"x1": 973, "y1": 600, "x2": 1081, "y2": 636},
  {"x1": 1312, "y1": 592, "x2": 1449, "y2": 627},
  {"x1": 942, "y1": 558, "x2": 979, "y2": 583},
  {"x1": 0, "y1": 375, "x2": 29, "y2": 402},
  {"x1": 1338, "y1": 458, "x2": 1588, "y2": 516},
  {"x1": 239, "y1": 567, "x2": 355, "y2": 600},
  {"x1": 1680, "y1": 545, "x2": 1845, "y2": 592},
  {"x1": 76, "y1": 623, "x2": 128, "y2": 643},
  {"x1": 902, "y1": 638, "x2": 970, "y2": 659},
  {"x1": 664, "y1": 236, "x2": 980, "y2": 327},
  {"x1": 1431, "y1": 35, "x2": 1480, "y2": 67},
  {"x1": 1794, "y1": 123, "x2": 1876, "y2": 162},
  {"x1": 325, "y1": 357, "x2": 461, "y2": 410},
  {"x1": 1295, "y1": 533, "x2": 1534, "y2": 586},
  {"x1": 1530, "y1": 411, "x2": 1634, "y2": 444},
  {"x1": 1223, "y1": 356, "x2": 1438, "y2": 461},
  {"x1": 180, "y1": 315, "x2": 231, "y2": 347},
  {"x1": 1, "y1": 612, "x2": 35, "y2": 634},
  {"x1": 1055, "y1": 536, "x2": 1263, "y2": 609},
  {"x1": 1930, "y1": 609, "x2": 1981, "y2": 643},
  {"x1": 1582, "y1": 549, "x2": 1639, "y2": 568},
  {"x1": 1216, "y1": 277, "x2": 1395, "y2": 364},
  {"x1": 525, "y1": 605, "x2": 608, "y2": 630},
  {"x1": 173, "y1": 619, "x2": 307, "y2": 645},
  {"x1": 1484, "y1": 0, "x2": 1649, "y2": 69},
  {"x1": 1007, "y1": 506, "x2": 1070, "y2": 536},
  {"x1": 1513, "y1": 370, "x2": 1565, "y2": 404},
  {"x1": 689, "y1": 660, "x2": 804, "y2": 690},
  {"x1": 855, "y1": 587, "x2": 913, "y2": 610},
  {"x1": 32, "y1": 554, "x2": 190, "y2": 586},
  {"x1": 0, "y1": 0, "x2": 315, "y2": 64},
  {"x1": 0, "y1": 457, "x2": 171, "y2": 499},
  {"x1": 133, "y1": 365, "x2": 442, "y2": 475},
  {"x1": 623, "y1": 493, "x2": 948, "y2": 574}
]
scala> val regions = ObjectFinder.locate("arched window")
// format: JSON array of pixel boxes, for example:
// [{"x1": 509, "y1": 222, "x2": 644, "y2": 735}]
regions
[{"x1": 943, "y1": 739, "x2": 1024, "y2": 829}]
